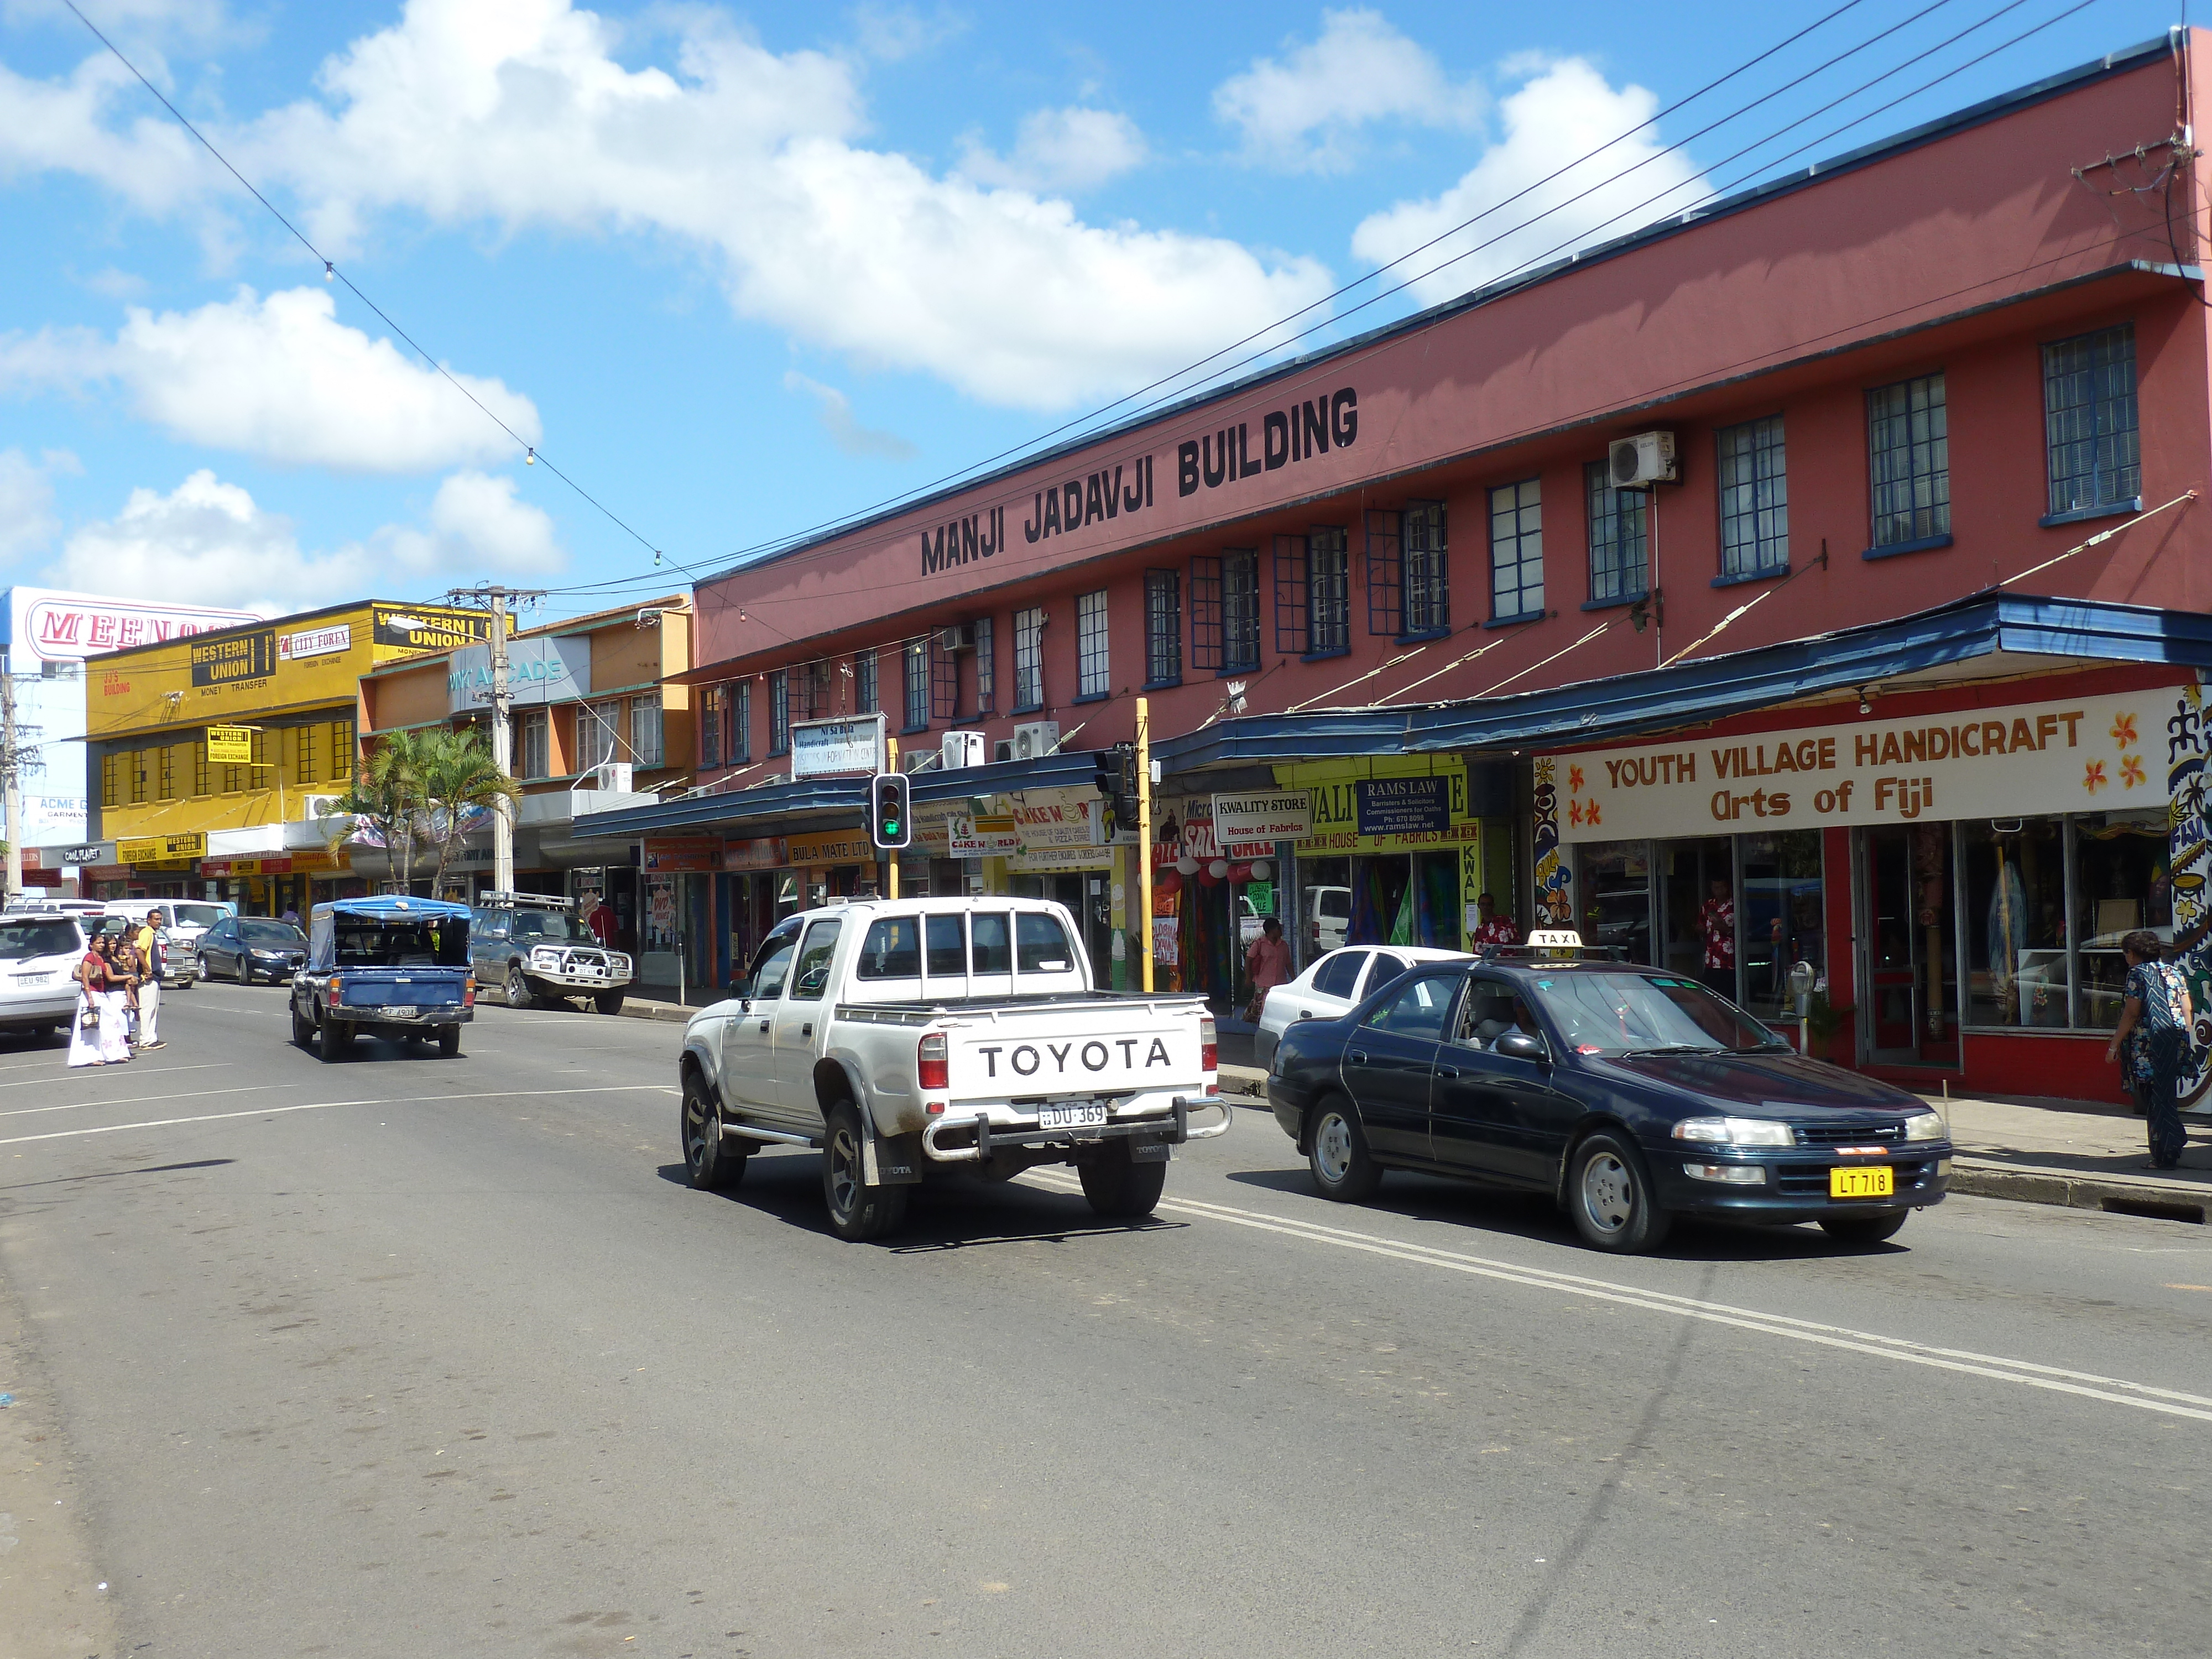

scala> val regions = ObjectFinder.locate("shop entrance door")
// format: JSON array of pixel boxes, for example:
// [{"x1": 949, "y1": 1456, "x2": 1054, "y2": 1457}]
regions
[
  {"x1": 1861, "y1": 825, "x2": 1959, "y2": 1066},
  {"x1": 1658, "y1": 837, "x2": 1735, "y2": 993}
]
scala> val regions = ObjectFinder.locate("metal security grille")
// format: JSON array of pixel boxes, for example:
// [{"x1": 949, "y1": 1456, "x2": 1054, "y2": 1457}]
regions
[
  {"x1": 1488, "y1": 479, "x2": 1543, "y2": 620},
  {"x1": 1014, "y1": 607, "x2": 1045, "y2": 709},
  {"x1": 973, "y1": 618, "x2": 995, "y2": 714},
  {"x1": 901, "y1": 640, "x2": 927, "y2": 731},
  {"x1": 1189, "y1": 556, "x2": 1223, "y2": 671},
  {"x1": 1363, "y1": 509, "x2": 1400, "y2": 636},
  {"x1": 1718, "y1": 415, "x2": 1788, "y2": 577},
  {"x1": 1308, "y1": 525, "x2": 1350, "y2": 656},
  {"x1": 1584, "y1": 461, "x2": 1648, "y2": 603},
  {"x1": 2043, "y1": 324, "x2": 2138, "y2": 514},
  {"x1": 1145, "y1": 570, "x2": 1182, "y2": 685},
  {"x1": 855, "y1": 648, "x2": 878, "y2": 715},
  {"x1": 1867, "y1": 374, "x2": 1949, "y2": 548},
  {"x1": 1223, "y1": 549, "x2": 1260, "y2": 672},
  {"x1": 770, "y1": 669, "x2": 791, "y2": 752},
  {"x1": 1402, "y1": 500, "x2": 1448, "y2": 634},
  {"x1": 1077, "y1": 591, "x2": 1110, "y2": 697},
  {"x1": 1271, "y1": 535, "x2": 1309, "y2": 655}
]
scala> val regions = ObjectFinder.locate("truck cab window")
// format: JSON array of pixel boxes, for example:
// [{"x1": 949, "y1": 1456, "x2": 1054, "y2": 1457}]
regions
[
  {"x1": 855, "y1": 916, "x2": 920, "y2": 979},
  {"x1": 925, "y1": 914, "x2": 967, "y2": 977},
  {"x1": 750, "y1": 942, "x2": 796, "y2": 1000},
  {"x1": 1015, "y1": 912, "x2": 1074, "y2": 973},
  {"x1": 972, "y1": 914, "x2": 1011, "y2": 975},
  {"x1": 790, "y1": 920, "x2": 843, "y2": 1001}
]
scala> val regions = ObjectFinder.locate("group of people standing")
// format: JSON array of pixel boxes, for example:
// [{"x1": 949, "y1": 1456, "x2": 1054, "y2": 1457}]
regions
[{"x1": 69, "y1": 910, "x2": 168, "y2": 1068}]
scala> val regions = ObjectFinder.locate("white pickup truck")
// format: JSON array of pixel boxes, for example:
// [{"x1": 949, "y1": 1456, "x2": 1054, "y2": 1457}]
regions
[{"x1": 676, "y1": 896, "x2": 1230, "y2": 1240}]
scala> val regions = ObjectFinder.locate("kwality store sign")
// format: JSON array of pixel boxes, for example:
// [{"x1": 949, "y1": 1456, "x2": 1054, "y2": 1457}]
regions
[
  {"x1": 1552, "y1": 691, "x2": 2174, "y2": 843},
  {"x1": 2, "y1": 585, "x2": 258, "y2": 664}
]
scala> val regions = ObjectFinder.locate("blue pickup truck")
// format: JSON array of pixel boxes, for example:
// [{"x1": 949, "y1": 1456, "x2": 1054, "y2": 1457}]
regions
[{"x1": 289, "y1": 896, "x2": 476, "y2": 1061}]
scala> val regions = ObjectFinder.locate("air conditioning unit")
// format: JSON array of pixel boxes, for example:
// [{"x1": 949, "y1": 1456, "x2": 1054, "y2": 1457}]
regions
[
  {"x1": 994, "y1": 739, "x2": 1014, "y2": 764},
  {"x1": 1011, "y1": 720, "x2": 1061, "y2": 760},
  {"x1": 1608, "y1": 430, "x2": 1678, "y2": 488},
  {"x1": 591, "y1": 761, "x2": 634, "y2": 792},
  {"x1": 941, "y1": 731, "x2": 987, "y2": 770},
  {"x1": 936, "y1": 623, "x2": 976, "y2": 653},
  {"x1": 302, "y1": 794, "x2": 345, "y2": 821},
  {"x1": 901, "y1": 748, "x2": 940, "y2": 774}
]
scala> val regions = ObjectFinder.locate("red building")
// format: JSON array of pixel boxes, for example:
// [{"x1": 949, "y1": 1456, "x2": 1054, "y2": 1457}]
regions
[{"x1": 587, "y1": 33, "x2": 2212, "y2": 1107}]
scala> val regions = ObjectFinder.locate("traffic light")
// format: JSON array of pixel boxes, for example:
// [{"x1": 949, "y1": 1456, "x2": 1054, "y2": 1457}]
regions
[
  {"x1": 1094, "y1": 742, "x2": 1140, "y2": 836},
  {"x1": 869, "y1": 770, "x2": 912, "y2": 850}
]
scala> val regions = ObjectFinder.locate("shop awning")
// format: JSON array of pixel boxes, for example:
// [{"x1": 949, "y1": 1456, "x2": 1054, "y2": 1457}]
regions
[{"x1": 1154, "y1": 593, "x2": 2212, "y2": 770}]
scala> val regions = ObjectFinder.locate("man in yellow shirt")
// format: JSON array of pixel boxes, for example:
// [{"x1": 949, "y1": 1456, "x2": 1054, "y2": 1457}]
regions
[{"x1": 133, "y1": 910, "x2": 166, "y2": 1050}]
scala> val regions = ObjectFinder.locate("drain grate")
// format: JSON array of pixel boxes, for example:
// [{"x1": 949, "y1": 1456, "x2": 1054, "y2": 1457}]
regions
[{"x1": 2100, "y1": 1194, "x2": 2206, "y2": 1224}]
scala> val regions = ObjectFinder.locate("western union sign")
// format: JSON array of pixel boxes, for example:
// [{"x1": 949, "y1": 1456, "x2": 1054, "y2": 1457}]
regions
[
  {"x1": 206, "y1": 726, "x2": 254, "y2": 764},
  {"x1": 117, "y1": 831, "x2": 208, "y2": 863}
]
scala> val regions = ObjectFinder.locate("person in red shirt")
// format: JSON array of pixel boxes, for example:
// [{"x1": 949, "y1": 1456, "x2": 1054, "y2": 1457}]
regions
[
  {"x1": 1698, "y1": 878, "x2": 1736, "y2": 999},
  {"x1": 1470, "y1": 893, "x2": 1520, "y2": 949},
  {"x1": 587, "y1": 898, "x2": 617, "y2": 946},
  {"x1": 1243, "y1": 919, "x2": 1292, "y2": 1022}
]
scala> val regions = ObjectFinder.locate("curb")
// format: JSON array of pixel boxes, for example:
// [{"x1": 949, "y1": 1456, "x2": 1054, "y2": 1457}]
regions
[
  {"x1": 1948, "y1": 1158, "x2": 2208, "y2": 1224},
  {"x1": 617, "y1": 1001, "x2": 693, "y2": 1025}
]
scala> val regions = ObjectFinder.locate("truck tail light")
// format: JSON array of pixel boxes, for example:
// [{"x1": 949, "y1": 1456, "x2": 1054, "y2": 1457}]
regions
[
  {"x1": 327, "y1": 975, "x2": 343, "y2": 1002},
  {"x1": 463, "y1": 977, "x2": 476, "y2": 1008},
  {"x1": 1201, "y1": 1015, "x2": 1218, "y2": 1074},
  {"x1": 917, "y1": 1031, "x2": 949, "y2": 1092}
]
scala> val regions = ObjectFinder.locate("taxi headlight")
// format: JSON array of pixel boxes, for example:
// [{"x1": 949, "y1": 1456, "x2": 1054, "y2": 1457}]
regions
[
  {"x1": 1671, "y1": 1116, "x2": 1796, "y2": 1147},
  {"x1": 1903, "y1": 1110, "x2": 1948, "y2": 1142}
]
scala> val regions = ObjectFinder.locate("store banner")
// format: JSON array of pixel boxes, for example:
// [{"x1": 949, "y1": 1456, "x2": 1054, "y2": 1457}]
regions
[
  {"x1": 190, "y1": 628, "x2": 276, "y2": 688},
  {"x1": 1009, "y1": 800, "x2": 1110, "y2": 870},
  {"x1": 791, "y1": 714, "x2": 885, "y2": 779},
  {"x1": 1553, "y1": 691, "x2": 2172, "y2": 843},
  {"x1": 1355, "y1": 776, "x2": 1451, "y2": 837},
  {"x1": 278, "y1": 623, "x2": 352, "y2": 662},
  {"x1": 117, "y1": 831, "x2": 208, "y2": 863},
  {"x1": 1210, "y1": 789, "x2": 1311, "y2": 842},
  {"x1": 446, "y1": 635, "x2": 589, "y2": 713},
  {"x1": 786, "y1": 828, "x2": 877, "y2": 865},
  {"x1": 949, "y1": 812, "x2": 1021, "y2": 856},
  {"x1": 723, "y1": 836, "x2": 787, "y2": 871},
  {"x1": 643, "y1": 836, "x2": 723, "y2": 873}
]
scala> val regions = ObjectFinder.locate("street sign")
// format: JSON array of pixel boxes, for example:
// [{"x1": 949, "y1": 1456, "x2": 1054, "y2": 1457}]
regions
[
  {"x1": 206, "y1": 726, "x2": 254, "y2": 763},
  {"x1": 791, "y1": 713, "x2": 885, "y2": 779}
]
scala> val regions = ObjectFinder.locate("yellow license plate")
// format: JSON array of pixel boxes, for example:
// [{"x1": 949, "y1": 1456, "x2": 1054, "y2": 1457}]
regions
[{"x1": 1830, "y1": 1166, "x2": 1895, "y2": 1199}]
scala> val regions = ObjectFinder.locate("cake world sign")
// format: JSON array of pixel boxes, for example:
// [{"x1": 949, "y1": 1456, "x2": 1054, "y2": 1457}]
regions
[{"x1": 1553, "y1": 692, "x2": 2169, "y2": 843}]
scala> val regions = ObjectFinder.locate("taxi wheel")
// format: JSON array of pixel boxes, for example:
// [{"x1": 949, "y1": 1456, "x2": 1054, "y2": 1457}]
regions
[
  {"x1": 821, "y1": 1101, "x2": 907, "y2": 1242},
  {"x1": 1078, "y1": 1143, "x2": 1167, "y2": 1219},
  {"x1": 1306, "y1": 1098, "x2": 1381, "y2": 1203},
  {"x1": 681, "y1": 1078, "x2": 745, "y2": 1191},
  {"x1": 1819, "y1": 1209, "x2": 1910, "y2": 1246},
  {"x1": 1569, "y1": 1132, "x2": 1671, "y2": 1254}
]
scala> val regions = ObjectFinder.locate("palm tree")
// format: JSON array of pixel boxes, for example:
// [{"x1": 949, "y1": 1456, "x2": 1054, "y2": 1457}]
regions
[
  {"x1": 325, "y1": 729, "x2": 437, "y2": 892},
  {"x1": 420, "y1": 726, "x2": 521, "y2": 894}
]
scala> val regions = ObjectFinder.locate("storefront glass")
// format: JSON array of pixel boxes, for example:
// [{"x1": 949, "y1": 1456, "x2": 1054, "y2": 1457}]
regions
[
  {"x1": 1961, "y1": 817, "x2": 2067, "y2": 1029},
  {"x1": 2071, "y1": 808, "x2": 2172, "y2": 1030},
  {"x1": 1739, "y1": 830, "x2": 1824, "y2": 1023},
  {"x1": 1574, "y1": 840, "x2": 1653, "y2": 964}
]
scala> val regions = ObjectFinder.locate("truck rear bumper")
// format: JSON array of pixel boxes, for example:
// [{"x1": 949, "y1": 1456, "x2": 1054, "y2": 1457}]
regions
[{"x1": 920, "y1": 1095, "x2": 1233, "y2": 1164}]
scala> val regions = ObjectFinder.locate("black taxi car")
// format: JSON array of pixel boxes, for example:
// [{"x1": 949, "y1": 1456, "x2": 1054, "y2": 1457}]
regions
[{"x1": 1265, "y1": 942, "x2": 1952, "y2": 1253}]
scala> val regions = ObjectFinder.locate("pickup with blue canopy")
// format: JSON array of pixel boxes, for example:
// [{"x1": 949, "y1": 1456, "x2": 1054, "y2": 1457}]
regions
[{"x1": 290, "y1": 895, "x2": 476, "y2": 1061}]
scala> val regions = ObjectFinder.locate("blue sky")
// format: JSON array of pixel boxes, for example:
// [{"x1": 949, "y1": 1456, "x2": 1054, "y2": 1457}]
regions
[{"x1": 0, "y1": 0, "x2": 2187, "y2": 625}]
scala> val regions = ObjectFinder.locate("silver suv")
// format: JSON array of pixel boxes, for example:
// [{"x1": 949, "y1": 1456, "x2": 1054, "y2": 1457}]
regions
[
  {"x1": 468, "y1": 894, "x2": 632, "y2": 1014},
  {"x1": 0, "y1": 911, "x2": 90, "y2": 1041}
]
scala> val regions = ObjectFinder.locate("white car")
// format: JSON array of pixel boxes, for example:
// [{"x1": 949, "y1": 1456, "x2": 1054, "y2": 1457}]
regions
[
  {"x1": 1253, "y1": 943, "x2": 1474, "y2": 1070},
  {"x1": 1303, "y1": 885, "x2": 1351, "y2": 954},
  {"x1": 0, "y1": 911, "x2": 91, "y2": 1041}
]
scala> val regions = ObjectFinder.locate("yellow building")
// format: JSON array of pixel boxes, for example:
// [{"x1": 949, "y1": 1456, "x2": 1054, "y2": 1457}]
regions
[{"x1": 84, "y1": 601, "x2": 505, "y2": 913}]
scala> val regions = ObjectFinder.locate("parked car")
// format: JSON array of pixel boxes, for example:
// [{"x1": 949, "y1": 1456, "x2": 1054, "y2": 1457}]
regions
[
  {"x1": 290, "y1": 896, "x2": 476, "y2": 1060},
  {"x1": 1253, "y1": 944, "x2": 1471, "y2": 1070},
  {"x1": 1303, "y1": 885, "x2": 1350, "y2": 954},
  {"x1": 152, "y1": 899, "x2": 233, "y2": 963},
  {"x1": 196, "y1": 916, "x2": 309, "y2": 984},
  {"x1": 1266, "y1": 942, "x2": 1952, "y2": 1254},
  {"x1": 679, "y1": 897, "x2": 1231, "y2": 1240},
  {"x1": 469, "y1": 893, "x2": 632, "y2": 1013},
  {"x1": 0, "y1": 911, "x2": 90, "y2": 1040}
]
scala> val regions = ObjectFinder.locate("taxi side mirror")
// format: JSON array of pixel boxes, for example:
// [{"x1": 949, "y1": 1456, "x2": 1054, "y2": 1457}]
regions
[{"x1": 1495, "y1": 1031, "x2": 1549, "y2": 1063}]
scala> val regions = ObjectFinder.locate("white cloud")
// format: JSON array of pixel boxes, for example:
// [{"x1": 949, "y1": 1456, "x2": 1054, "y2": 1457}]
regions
[
  {"x1": 1213, "y1": 8, "x2": 1483, "y2": 174},
  {"x1": 1350, "y1": 57, "x2": 1705, "y2": 307},
  {"x1": 958, "y1": 107, "x2": 1147, "y2": 194},
  {"x1": 782, "y1": 371, "x2": 916, "y2": 461},
  {"x1": 846, "y1": 2, "x2": 965, "y2": 63},
  {"x1": 0, "y1": 0, "x2": 1331, "y2": 410},
  {"x1": 0, "y1": 445, "x2": 75, "y2": 565},
  {"x1": 45, "y1": 466, "x2": 563, "y2": 613},
  {"x1": 0, "y1": 285, "x2": 541, "y2": 472}
]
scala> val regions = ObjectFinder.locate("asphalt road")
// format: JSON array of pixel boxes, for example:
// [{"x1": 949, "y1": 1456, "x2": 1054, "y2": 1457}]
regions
[{"x1": 1, "y1": 983, "x2": 2207, "y2": 1658}]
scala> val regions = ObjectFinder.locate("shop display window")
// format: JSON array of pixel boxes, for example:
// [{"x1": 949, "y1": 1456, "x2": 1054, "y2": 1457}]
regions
[
  {"x1": 2072, "y1": 810, "x2": 2172, "y2": 1030},
  {"x1": 1573, "y1": 841, "x2": 1652, "y2": 964},
  {"x1": 1961, "y1": 818, "x2": 2067, "y2": 1029},
  {"x1": 1738, "y1": 830, "x2": 1823, "y2": 1024}
]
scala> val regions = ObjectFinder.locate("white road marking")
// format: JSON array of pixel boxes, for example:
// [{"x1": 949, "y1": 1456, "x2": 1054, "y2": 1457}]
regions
[
  {"x1": 0, "y1": 1085, "x2": 286, "y2": 1120},
  {"x1": 1024, "y1": 1175, "x2": 2212, "y2": 1425},
  {"x1": 0, "y1": 1063, "x2": 223, "y2": 1092},
  {"x1": 0, "y1": 1083, "x2": 680, "y2": 1146}
]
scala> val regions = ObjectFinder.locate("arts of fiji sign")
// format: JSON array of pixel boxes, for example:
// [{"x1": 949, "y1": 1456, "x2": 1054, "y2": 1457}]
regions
[{"x1": 1552, "y1": 692, "x2": 2166, "y2": 843}]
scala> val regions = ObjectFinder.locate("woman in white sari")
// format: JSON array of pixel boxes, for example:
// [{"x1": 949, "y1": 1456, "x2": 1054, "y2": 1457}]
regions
[
  {"x1": 68, "y1": 937, "x2": 111, "y2": 1067},
  {"x1": 97, "y1": 936, "x2": 135, "y2": 1064}
]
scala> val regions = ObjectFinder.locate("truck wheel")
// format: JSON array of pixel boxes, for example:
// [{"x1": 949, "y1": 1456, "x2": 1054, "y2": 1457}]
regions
[
  {"x1": 317, "y1": 1014, "x2": 353, "y2": 1063},
  {"x1": 290, "y1": 999, "x2": 313, "y2": 1049},
  {"x1": 1078, "y1": 1143, "x2": 1168, "y2": 1219},
  {"x1": 682, "y1": 1078, "x2": 745, "y2": 1191},
  {"x1": 594, "y1": 991, "x2": 625, "y2": 1016},
  {"x1": 437, "y1": 1025, "x2": 462, "y2": 1058},
  {"x1": 821, "y1": 1101, "x2": 906, "y2": 1241},
  {"x1": 1307, "y1": 1097, "x2": 1383, "y2": 1203},
  {"x1": 505, "y1": 963, "x2": 534, "y2": 1009}
]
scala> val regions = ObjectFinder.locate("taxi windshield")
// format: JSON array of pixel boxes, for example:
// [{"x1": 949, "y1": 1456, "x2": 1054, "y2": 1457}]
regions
[{"x1": 1529, "y1": 972, "x2": 1785, "y2": 1057}]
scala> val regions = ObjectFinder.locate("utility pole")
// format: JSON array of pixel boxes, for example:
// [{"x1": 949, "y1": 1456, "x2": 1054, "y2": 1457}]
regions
[
  {"x1": 1135, "y1": 696, "x2": 1153, "y2": 994},
  {"x1": 446, "y1": 585, "x2": 545, "y2": 896},
  {"x1": 2, "y1": 657, "x2": 21, "y2": 904}
]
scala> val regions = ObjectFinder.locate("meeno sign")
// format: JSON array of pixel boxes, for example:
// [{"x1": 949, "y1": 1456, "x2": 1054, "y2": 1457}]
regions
[
  {"x1": 791, "y1": 714, "x2": 885, "y2": 779},
  {"x1": 1, "y1": 585, "x2": 258, "y2": 664}
]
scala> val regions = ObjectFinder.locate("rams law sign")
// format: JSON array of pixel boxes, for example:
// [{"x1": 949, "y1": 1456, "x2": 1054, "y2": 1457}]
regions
[{"x1": 446, "y1": 635, "x2": 592, "y2": 713}]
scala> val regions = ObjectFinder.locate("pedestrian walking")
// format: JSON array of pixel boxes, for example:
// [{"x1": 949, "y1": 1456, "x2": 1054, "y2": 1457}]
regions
[
  {"x1": 1243, "y1": 917, "x2": 1291, "y2": 1022},
  {"x1": 1470, "y1": 893, "x2": 1520, "y2": 948},
  {"x1": 67, "y1": 931, "x2": 110, "y2": 1068},
  {"x1": 136, "y1": 907, "x2": 167, "y2": 1050},
  {"x1": 1698, "y1": 878, "x2": 1736, "y2": 999},
  {"x1": 2105, "y1": 929, "x2": 2196, "y2": 1170}
]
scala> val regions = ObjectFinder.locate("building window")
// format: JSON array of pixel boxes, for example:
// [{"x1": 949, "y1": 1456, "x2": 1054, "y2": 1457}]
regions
[
  {"x1": 2044, "y1": 324, "x2": 2139, "y2": 515},
  {"x1": 578, "y1": 699, "x2": 623, "y2": 771},
  {"x1": 1868, "y1": 373, "x2": 1950, "y2": 550},
  {"x1": 1190, "y1": 556, "x2": 1223, "y2": 671},
  {"x1": 1222, "y1": 549, "x2": 1260, "y2": 672},
  {"x1": 1402, "y1": 501, "x2": 1449, "y2": 634},
  {"x1": 769, "y1": 670, "x2": 791, "y2": 753},
  {"x1": 192, "y1": 743, "x2": 210, "y2": 798},
  {"x1": 295, "y1": 723, "x2": 319, "y2": 785},
  {"x1": 1585, "y1": 461, "x2": 1648, "y2": 603},
  {"x1": 328, "y1": 719, "x2": 355, "y2": 782},
  {"x1": 855, "y1": 648, "x2": 878, "y2": 716},
  {"x1": 1489, "y1": 479, "x2": 1543, "y2": 620},
  {"x1": 1144, "y1": 570, "x2": 1181, "y2": 686},
  {"x1": 1309, "y1": 526, "x2": 1350, "y2": 656},
  {"x1": 100, "y1": 752, "x2": 119, "y2": 809},
  {"x1": 127, "y1": 748, "x2": 147, "y2": 806},
  {"x1": 902, "y1": 639, "x2": 928, "y2": 732},
  {"x1": 973, "y1": 618, "x2": 995, "y2": 716},
  {"x1": 698, "y1": 686, "x2": 723, "y2": 770},
  {"x1": 731, "y1": 679, "x2": 752, "y2": 765},
  {"x1": 629, "y1": 697, "x2": 663, "y2": 767},
  {"x1": 1717, "y1": 415, "x2": 1788, "y2": 577},
  {"x1": 1013, "y1": 608, "x2": 1045, "y2": 711},
  {"x1": 156, "y1": 745, "x2": 175, "y2": 801},
  {"x1": 520, "y1": 708, "x2": 550, "y2": 779},
  {"x1": 930, "y1": 633, "x2": 959, "y2": 721},
  {"x1": 1077, "y1": 590, "x2": 1110, "y2": 698}
]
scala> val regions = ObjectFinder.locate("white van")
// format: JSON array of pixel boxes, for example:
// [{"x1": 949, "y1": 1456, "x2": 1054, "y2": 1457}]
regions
[{"x1": 1303, "y1": 884, "x2": 1350, "y2": 953}]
